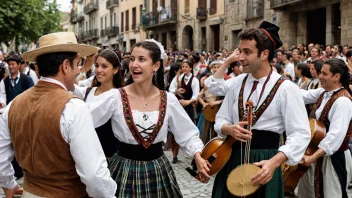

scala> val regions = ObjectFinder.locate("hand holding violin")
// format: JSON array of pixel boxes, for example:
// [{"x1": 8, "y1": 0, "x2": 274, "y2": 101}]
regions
[
  {"x1": 223, "y1": 121, "x2": 252, "y2": 142},
  {"x1": 194, "y1": 152, "x2": 211, "y2": 183}
]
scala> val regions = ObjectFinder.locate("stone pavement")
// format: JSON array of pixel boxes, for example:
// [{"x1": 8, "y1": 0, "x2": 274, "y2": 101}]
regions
[{"x1": 164, "y1": 149, "x2": 215, "y2": 198}]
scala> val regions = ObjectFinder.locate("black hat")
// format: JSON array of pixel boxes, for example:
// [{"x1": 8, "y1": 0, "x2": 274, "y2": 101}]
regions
[
  {"x1": 6, "y1": 54, "x2": 22, "y2": 63},
  {"x1": 258, "y1": 21, "x2": 282, "y2": 49}
]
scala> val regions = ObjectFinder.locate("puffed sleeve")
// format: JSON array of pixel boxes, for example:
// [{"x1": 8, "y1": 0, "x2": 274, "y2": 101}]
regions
[
  {"x1": 72, "y1": 84, "x2": 89, "y2": 99},
  {"x1": 278, "y1": 82, "x2": 311, "y2": 165},
  {"x1": 204, "y1": 75, "x2": 237, "y2": 96},
  {"x1": 167, "y1": 93, "x2": 204, "y2": 156},
  {"x1": 214, "y1": 88, "x2": 235, "y2": 137},
  {"x1": 86, "y1": 88, "x2": 121, "y2": 128},
  {"x1": 318, "y1": 97, "x2": 352, "y2": 155}
]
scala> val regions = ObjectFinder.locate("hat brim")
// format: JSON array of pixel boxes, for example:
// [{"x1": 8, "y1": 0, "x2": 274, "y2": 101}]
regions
[{"x1": 22, "y1": 43, "x2": 97, "y2": 62}]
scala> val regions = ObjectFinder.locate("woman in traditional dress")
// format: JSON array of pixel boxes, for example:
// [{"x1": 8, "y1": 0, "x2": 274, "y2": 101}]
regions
[
  {"x1": 73, "y1": 49, "x2": 123, "y2": 159},
  {"x1": 295, "y1": 63, "x2": 312, "y2": 90},
  {"x1": 88, "y1": 39, "x2": 210, "y2": 197}
]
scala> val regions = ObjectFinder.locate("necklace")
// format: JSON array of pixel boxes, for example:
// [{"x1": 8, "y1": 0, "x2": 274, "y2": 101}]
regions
[{"x1": 133, "y1": 85, "x2": 153, "y2": 108}]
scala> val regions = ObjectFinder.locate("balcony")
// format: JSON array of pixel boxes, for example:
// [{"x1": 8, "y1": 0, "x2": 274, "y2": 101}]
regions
[
  {"x1": 106, "y1": 26, "x2": 119, "y2": 37},
  {"x1": 83, "y1": 31, "x2": 91, "y2": 41},
  {"x1": 101, "y1": 29, "x2": 106, "y2": 37},
  {"x1": 70, "y1": 11, "x2": 77, "y2": 24},
  {"x1": 91, "y1": 29, "x2": 99, "y2": 39},
  {"x1": 77, "y1": 0, "x2": 83, "y2": 3},
  {"x1": 142, "y1": 7, "x2": 177, "y2": 29},
  {"x1": 77, "y1": 12, "x2": 84, "y2": 22},
  {"x1": 106, "y1": 0, "x2": 118, "y2": 9},
  {"x1": 270, "y1": 0, "x2": 303, "y2": 9},
  {"x1": 84, "y1": 0, "x2": 99, "y2": 14},
  {"x1": 196, "y1": 7, "x2": 207, "y2": 20}
]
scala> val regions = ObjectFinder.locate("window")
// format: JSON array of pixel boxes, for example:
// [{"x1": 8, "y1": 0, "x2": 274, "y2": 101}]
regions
[
  {"x1": 246, "y1": 0, "x2": 264, "y2": 19},
  {"x1": 114, "y1": 13, "x2": 116, "y2": 26},
  {"x1": 198, "y1": 0, "x2": 206, "y2": 9},
  {"x1": 132, "y1": 7, "x2": 136, "y2": 30},
  {"x1": 100, "y1": 17, "x2": 103, "y2": 30},
  {"x1": 126, "y1": 10, "x2": 129, "y2": 31},
  {"x1": 153, "y1": 0, "x2": 158, "y2": 11},
  {"x1": 140, "y1": 4, "x2": 143, "y2": 14},
  {"x1": 229, "y1": 0, "x2": 235, "y2": 2},
  {"x1": 210, "y1": 0, "x2": 217, "y2": 14},
  {"x1": 185, "y1": 0, "x2": 189, "y2": 13},
  {"x1": 110, "y1": 14, "x2": 113, "y2": 27},
  {"x1": 105, "y1": 16, "x2": 107, "y2": 29},
  {"x1": 121, "y1": 12, "x2": 124, "y2": 32},
  {"x1": 160, "y1": 0, "x2": 165, "y2": 7}
]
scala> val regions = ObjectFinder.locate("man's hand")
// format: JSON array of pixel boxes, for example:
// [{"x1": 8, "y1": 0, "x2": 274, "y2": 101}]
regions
[
  {"x1": 179, "y1": 99, "x2": 192, "y2": 107},
  {"x1": 194, "y1": 152, "x2": 211, "y2": 183},
  {"x1": 251, "y1": 160, "x2": 277, "y2": 185},
  {"x1": 2, "y1": 185, "x2": 22, "y2": 198},
  {"x1": 223, "y1": 121, "x2": 251, "y2": 142},
  {"x1": 226, "y1": 48, "x2": 240, "y2": 63},
  {"x1": 300, "y1": 155, "x2": 315, "y2": 167},
  {"x1": 175, "y1": 88, "x2": 185, "y2": 98},
  {"x1": 83, "y1": 53, "x2": 96, "y2": 72}
]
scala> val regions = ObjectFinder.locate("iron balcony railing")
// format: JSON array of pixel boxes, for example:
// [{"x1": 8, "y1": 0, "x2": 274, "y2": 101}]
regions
[
  {"x1": 106, "y1": 0, "x2": 119, "y2": 9},
  {"x1": 196, "y1": 7, "x2": 207, "y2": 20},
  {"x1": 84, "y1": 0, "x2": 99, "y2": 14}
]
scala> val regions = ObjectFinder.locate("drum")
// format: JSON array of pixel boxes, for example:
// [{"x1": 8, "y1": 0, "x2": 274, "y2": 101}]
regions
[{"x1": 226, "y1": 164, "x2": 261, "y2": 197}]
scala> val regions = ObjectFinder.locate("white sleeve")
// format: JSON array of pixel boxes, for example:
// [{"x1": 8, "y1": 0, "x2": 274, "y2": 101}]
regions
[
  {"x1": 65, "y1": 99, "x2": 117, "y2": 197},
  {"x1": 78, "y1": 76, "x2": 94, "y2": 87},
  {"x1": 0, "y1": 102, "x2": 17, "y2": 189},
  {"x1": 0, "y1": 80, "x2": 6, "y2": 106},
  {"x1": 204, "y1": 76, "x2": 235, "y2": 96},
  {"x1": 214, "y1": 88, "x2": 235, "y2": 137},
  {"x1": 72, "y1": 84, "x2": 89, "y2": 99},
  {"x1": 318, "y1": 97, "x2": 352, "y2": 155},
  {"x1": 278, "y1": 83, "x2": 311, "y2": 165},
  {"x1": 168, "y1": 76, "x2": 178, "y2": 94},
  {"x1": 86, "y1": 89, "x2": 120, "y2": 128},
  {"x1": 167, "y1": 93, "x2": 204, "y2": 155},
  {"x1": 191, "y1": 77, "x2": 200, "y2": 101},
  {"x1": 300, "y1": 88, "x2": 325, "y2": 104},
  {"x1": 29, "y1": 70, "x2": 38, "y2": 84}
]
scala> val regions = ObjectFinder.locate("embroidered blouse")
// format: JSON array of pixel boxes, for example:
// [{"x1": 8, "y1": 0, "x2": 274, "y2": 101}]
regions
[{"x1": 85, "y1": 88, "x2": 204, "y2": 156}]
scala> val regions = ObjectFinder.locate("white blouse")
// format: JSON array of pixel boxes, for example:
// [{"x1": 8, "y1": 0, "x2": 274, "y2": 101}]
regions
[
  {"x1": 215, "y1": 72, "x2": 311, "y2": 165},
  {"x1": 301, "y1": 87, "x2": 352, "y2": 155},
  {"x1": 84, "y1": 89, "x2": 204, "y2": 156}
]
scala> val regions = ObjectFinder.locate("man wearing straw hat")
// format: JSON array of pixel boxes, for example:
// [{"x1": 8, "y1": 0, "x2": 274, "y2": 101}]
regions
[{"x1": 0, "y1": 32, "x2": 117, "y2": 198}]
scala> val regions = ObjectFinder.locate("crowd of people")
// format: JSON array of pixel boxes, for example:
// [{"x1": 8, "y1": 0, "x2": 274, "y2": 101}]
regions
[{"x1": 0, "y1": 20, "x2": 351, "y2": 198}]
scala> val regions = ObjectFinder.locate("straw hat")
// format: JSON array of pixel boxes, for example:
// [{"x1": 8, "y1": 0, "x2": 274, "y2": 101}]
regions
[{"x1": 22, "y1": 32, "x2": 97, "y2": 61}]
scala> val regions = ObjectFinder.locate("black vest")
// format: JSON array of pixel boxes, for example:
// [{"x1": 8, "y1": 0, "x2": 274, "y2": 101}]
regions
[{"x1": 4, "y1": 73, "x2": 32, "y2": 104}]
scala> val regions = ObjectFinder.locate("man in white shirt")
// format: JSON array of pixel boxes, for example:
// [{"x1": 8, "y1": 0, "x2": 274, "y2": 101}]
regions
[
  {"x1": 282, "y1": 52, "x2": 295, "y2": 80},
  {"x1": 0, "y1": 32, "x2": 116, "y2": 198},
  {"x1": 299, "y1": 58, "x2": 352, "y2": 198},
  {"x1": 212, "y1": 21, "x2": 310, "y2": 198},
  {"x1": 21, "y1": 61, "x2": 39, "y2": 84}
]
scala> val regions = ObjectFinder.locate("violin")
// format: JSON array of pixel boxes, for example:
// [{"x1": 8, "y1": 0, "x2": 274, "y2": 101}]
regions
[{"x1": 282, "y1": 118, "x2": 326, "y2": 192}]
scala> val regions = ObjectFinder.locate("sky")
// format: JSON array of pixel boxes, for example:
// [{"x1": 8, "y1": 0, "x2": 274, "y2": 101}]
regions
[{"x1": 57, "y1": 0, "x2": 71, "y2": 12}]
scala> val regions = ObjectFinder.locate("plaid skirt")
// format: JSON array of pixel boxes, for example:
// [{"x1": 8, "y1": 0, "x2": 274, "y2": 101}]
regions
[{"x1": 108, "y1": 152, "x2": 183, "y2": 198}]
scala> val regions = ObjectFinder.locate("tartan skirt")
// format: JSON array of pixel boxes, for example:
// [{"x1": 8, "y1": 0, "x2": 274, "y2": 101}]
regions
[
  {"x1": 212, "y1": 148, "x2": 284, "y2": 198},
  {"x1": 108, "y1": 152, "x2": 183, "y2": 198}
]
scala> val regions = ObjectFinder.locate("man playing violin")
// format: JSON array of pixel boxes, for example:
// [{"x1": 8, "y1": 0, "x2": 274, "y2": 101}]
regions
[
  {"x1": 212, "y1": 21, "x2": 311, "y2": 198},
  {"x1": 299, "y1": 58, "x2": 352, "y2": 198}
]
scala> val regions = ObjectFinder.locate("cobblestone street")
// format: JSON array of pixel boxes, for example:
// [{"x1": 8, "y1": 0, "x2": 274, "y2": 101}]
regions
[{"x1": 164, "y1": 150, "x2": 215, "y2": 198}]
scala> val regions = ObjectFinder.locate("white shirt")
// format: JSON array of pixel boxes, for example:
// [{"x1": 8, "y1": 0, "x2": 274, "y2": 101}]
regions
[
  {"x1": 78, "y1": 76, "x2": 94, "y2": 87},
  {"x1": 284, "y1": 62, "x2": 295, "y2": 80},
  {"x1": 193, "y1": 62, "x2": 202, "y2": 77},
  {"x1": 23, "y1": 67, "x2": 38, "y2": 84},
  {"x1": 0, "y1": 77, "x2": 117, "y2": 197},
  {"x1": 204, "y1": 75, "x2": 237, "y2": 96},
  {"x1": 0, "y1": 72, "x2": 21, "y2": 106},
  {"x1": 86, "y1": 89, "x2": 204, "y2": 156},
  {"x1": 169, "y1": 73, "x2": 200, "y2": 101},
  {"x1": 300, "y1": 87, "x2": 352, "y2": 155},
  {"x1": 215, "y1": 72, "x2": 311, "y2": 165}
]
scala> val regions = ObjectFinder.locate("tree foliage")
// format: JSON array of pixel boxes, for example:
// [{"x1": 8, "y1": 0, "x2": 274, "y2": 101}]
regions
[{"x1": 0, "y1": 0, "x2": 62, "y2": 48}]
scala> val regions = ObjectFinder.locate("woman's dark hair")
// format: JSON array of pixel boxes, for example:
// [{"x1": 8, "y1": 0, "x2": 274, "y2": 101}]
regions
[
  {"x1": 311, "y1": 60, "x2": 323, "y2": 75},
  {"x1": 274, "y1": 63, "x2": 283, "y2": 74},
  {"x1": 167, "y1": 63, "x2": 181, "y2": 86},
  {"x1": 324, "y1": 58, "x2": 352, "y2": 95},
  {"x1": 191, "y1": 52, "x2": 200, "y2": 63},
  {"x1": 182, "y1": 60, "x2": 194, "y2": 70},
  {"x1": 227, "y1": 61, "x2": 241, "y2": 75},
  {"x1": 91, "y1": 49, "x2": 123, "y2": 88},
  {"x1": 297, "y1": 63, "x2": 313, "y2": 78},
  {"x1": 126, "y1": 41, "x2": 165, "y2": 90},
  {"x1": 239, "y1": 28, "x2": 275, "y2": 61},
  {"x1": 36, "y1": 52, "x2": 77, "y2": 77}
]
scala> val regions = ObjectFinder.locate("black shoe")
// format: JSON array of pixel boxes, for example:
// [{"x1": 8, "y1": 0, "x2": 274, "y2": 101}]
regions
[{"x1": 172, "y1": 157, "x2": 178, "y2": 164}]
